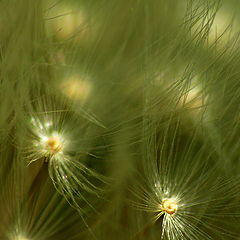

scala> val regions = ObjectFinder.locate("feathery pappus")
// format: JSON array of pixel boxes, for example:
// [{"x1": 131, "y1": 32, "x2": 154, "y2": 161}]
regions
[
  {"x1": 132, "y1": 112, "x2": 240, "y2": 239},
  {"x1": 23, "y1": 94, "x2": 108, "y2": 215}
]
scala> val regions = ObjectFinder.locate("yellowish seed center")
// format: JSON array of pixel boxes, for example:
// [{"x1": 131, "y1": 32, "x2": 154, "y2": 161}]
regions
[
  {"x1": 46, "y1": 136, "x2": 63, "y2": 153},
  {"x1": 161, "y1": 199, "x2": 178, "y2": 215}
]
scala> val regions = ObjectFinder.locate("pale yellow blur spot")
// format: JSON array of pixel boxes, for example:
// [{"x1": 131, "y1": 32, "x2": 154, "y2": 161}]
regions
[
  {"x1": 46, "y1": 3, "x2": 87, "y2": 40},
  {"x1": 61, "y1": 74, "x2": 92, "y2": 103},
  {"x1": 208, "y1": 10, "x2": 237, "y2": 46},
  {"x1": 191, "y1": 6, "x2": 239, "y2": 48},
  {"x1": 153, "y1": 71, "x2": 204, "y2": 110},
  {"x1": 13, "y1": 235, "x2": 29, "y2": 240},
  {"x1": 179, "y1": 84, "x2": 203, "y2": 110}
]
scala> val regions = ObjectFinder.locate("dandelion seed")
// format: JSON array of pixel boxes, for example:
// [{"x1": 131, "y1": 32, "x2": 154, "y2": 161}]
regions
[
  {"x1": 135, "y1": 176, "x2": 240, "y2": 240},
  {"x1": 26, "y1": 101, "x2": 107, "y2": 217},
  {"x1": 133, "y1": 124, "x2": 240, "y2": 240}
]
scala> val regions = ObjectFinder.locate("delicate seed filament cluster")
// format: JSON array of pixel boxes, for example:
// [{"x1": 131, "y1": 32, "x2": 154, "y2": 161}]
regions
[{"x1": 161, "y1": 198, "x2": 178, "y2": 215}]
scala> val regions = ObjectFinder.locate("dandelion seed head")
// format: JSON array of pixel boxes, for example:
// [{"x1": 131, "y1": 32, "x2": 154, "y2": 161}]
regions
[{"x1": 161, "y1": 198, "x2": 178, "y2": 215}]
